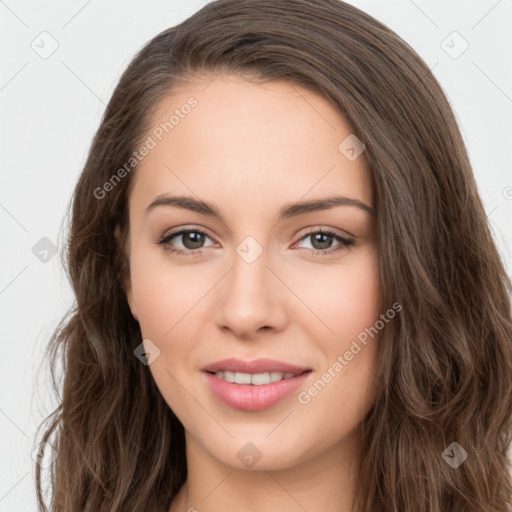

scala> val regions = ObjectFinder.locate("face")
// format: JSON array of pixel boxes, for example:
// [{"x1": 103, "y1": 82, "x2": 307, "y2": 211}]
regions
[{"x1": 123, "y1": 75, "x2": 382, "y2": 471}]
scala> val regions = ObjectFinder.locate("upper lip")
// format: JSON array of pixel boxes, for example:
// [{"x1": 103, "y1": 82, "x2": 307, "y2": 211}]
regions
[{"x1": 202, "y1": 358, "x2": 311, "y2": 375}]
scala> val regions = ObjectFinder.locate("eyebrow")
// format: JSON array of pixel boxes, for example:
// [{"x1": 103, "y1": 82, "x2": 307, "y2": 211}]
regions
[{"x1": 146, "y1": 194, "x2": 376, "y2": 221}]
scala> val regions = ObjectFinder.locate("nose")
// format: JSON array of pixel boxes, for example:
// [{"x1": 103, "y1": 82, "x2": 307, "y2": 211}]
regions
[{"x1": 214, "y1": 247, "x2": 288, "y2": 339}]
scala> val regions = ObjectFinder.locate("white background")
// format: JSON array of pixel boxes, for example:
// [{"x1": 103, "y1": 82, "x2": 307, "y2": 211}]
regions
[{"x1": 1, "y1": 1, "x2": 511, "y2": 510}]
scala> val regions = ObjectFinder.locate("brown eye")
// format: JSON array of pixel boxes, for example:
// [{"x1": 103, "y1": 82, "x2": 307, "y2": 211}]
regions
[
  {"x1": 295, "y1": 229, "x2": 354, "y2": 256},
  {"x1": 157, "y1": 227, "x2": 215, "y2": 256},
  {"x1": 179, "y1": 230, "x2": 206, "y2": 250},
  {"x1": 308, "y1": 232, "x2": 335, "y2": 250}
]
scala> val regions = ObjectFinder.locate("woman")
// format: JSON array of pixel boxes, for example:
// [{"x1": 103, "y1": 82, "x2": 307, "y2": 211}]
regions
[{"x1": 35, "y1": 1, "x2": 512, "y2": 511}]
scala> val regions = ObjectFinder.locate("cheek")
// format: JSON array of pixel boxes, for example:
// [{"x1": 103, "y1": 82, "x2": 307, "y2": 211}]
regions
[
  {"x1": 294, "y1": 249, "x2": 382, "y2": 342},
  {"x1": 130, "y1": 269, "x2": 175, "y2": 339},
  {"x1": 128, "y1": 245, "x2": 207, "y2": 338},
  {"x1": 339, "y1": 255, "x2": 381, "y2": 336}
]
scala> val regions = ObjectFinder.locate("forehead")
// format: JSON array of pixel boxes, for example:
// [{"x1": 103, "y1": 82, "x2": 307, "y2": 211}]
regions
[{"x1": 129, "y1": 75, "x2": 372, "y2": 217}]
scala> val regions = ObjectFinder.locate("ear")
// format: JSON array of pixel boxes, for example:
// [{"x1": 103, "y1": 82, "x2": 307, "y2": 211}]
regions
[{"x1": 115, "y1": 224, "x2": 139, "y2": 322}]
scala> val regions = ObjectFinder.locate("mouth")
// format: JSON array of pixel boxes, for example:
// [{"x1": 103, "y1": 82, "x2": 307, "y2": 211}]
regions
[{"x1": 201, "y1": 358, "x2": 313, "y2": 411}]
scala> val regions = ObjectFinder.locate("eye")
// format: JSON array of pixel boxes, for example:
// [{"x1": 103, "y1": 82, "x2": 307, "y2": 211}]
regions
[
  {"x1": 293, "y1": 228, "x2": 354, "y2": 256},
  {"x1": 156, "y1": 226, "x2": 216, "y2": 257}
]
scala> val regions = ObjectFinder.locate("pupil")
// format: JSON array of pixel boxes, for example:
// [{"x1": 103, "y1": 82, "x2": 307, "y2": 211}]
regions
[
  {"x1": 183, "y1": 231, "x2": 204, "y2": 249},
  {"x1": 312, "y1": 233, "x2": 332, "y2": 250}
]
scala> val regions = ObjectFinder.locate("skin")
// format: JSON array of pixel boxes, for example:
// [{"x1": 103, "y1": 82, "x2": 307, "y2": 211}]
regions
[{"x1": 121, "y1": 74, "x2": 382, "y2": 512}]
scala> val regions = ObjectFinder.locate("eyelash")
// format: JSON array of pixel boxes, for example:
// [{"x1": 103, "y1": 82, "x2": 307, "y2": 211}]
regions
[{"x1": 156, "y1": 225, "x2": 354, "y2": 258}]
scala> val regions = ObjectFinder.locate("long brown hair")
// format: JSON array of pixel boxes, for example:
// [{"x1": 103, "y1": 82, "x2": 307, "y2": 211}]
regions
[{"x1": 35, "y1": 1, "x2": 512, "y2": 510}]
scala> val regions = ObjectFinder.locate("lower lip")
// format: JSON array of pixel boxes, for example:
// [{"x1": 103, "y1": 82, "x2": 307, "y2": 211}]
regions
[{"x1": 203, "y1": 371, "x2": 311, "y2": 411}]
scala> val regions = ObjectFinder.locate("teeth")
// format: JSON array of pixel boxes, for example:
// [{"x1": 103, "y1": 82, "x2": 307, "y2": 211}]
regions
[
  {"x1": 223, "y1": 371, "x2": 235, "y2": 383},
  {"x1": 271, "y1": 371, "x2": 285, "y2": 382},
  {"x1": 213, "y1": 371, "x2": 298, "y2": 385},
  {"x1": 235, "y1": 372, "x2": 252, "y2": 385}
]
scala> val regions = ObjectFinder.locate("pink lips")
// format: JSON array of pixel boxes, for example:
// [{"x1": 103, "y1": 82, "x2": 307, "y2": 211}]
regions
[{"x1": 201, "y1": 358, "x2": 312, "y2": 412}]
